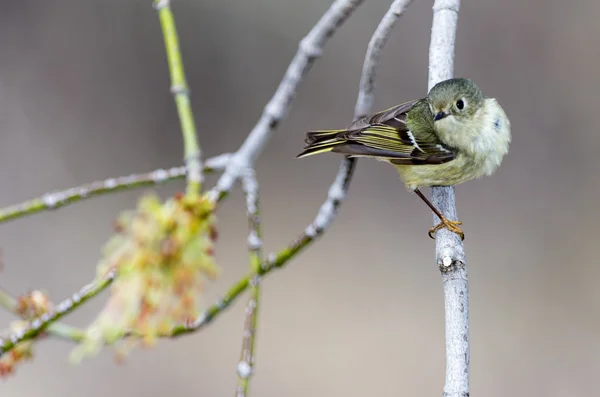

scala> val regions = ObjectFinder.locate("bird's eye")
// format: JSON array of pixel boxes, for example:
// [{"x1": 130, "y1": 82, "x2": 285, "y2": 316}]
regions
[{"x1": 456, "y1": 99, "x2": 465, "y2": 110}]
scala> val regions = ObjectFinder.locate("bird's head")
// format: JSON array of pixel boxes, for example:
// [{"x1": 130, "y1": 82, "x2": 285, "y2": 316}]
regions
[{"x1": 427, "y1": 78, "x2": 484, "y2": 127}]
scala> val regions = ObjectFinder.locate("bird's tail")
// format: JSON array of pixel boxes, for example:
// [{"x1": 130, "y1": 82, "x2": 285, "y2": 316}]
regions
[{"x1": 296, "y1": 129, "x2": 347, "y2": 158}]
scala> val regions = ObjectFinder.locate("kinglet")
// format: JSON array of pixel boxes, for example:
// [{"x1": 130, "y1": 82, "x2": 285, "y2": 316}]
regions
[{"x1": 297, "y1": 78, "x2": 511, "y2": 240}]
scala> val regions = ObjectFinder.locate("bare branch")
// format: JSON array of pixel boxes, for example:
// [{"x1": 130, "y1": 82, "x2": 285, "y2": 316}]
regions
[
  {"x1": 236, "y1": 169, "x2": 263, "y2": 396},
  {"x1": 0, "y1": 154, "x2": 230, "y2": 225},
  {"x1": 209, "y1": 0, "x2": 365, "y2": 202},
  {"x1": 293, "y1": 0, "x2": 417, "y2": 268},
  {"x1": 427, "y1": 1, "x2": 469, "y2": 396},
  {"x1": 355, "y1": 0, "x2": 415, "y2": 119}
]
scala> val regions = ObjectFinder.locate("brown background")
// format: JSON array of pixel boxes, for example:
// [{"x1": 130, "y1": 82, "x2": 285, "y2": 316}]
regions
[{"x1": 1, "y1": 1, "x2": 599, "y2": 396}]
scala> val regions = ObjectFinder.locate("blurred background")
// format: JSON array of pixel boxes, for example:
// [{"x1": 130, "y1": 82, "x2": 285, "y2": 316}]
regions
[{"x1": 0, "y1": 0, "x2": 598, "y2": 396}]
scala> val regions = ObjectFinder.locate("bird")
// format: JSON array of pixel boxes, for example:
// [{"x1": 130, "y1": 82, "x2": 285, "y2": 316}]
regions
[{"x1": 296, "y1": 78, "x2": 511, "y2": 240}]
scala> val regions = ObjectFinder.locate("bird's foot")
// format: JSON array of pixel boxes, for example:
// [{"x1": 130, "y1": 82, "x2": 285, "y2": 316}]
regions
[{"x1": 428, "y1": 217, "x2": 464, "y2": 240}]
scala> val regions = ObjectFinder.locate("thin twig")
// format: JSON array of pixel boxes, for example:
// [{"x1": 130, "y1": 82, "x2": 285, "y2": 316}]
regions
[
  {"x1": 0, "y1": 154, "x2": 230, "y2": 225},
  {"x1": 0, "y1": 270, "x2": 116, "y2": 356},
  {"x1": 355, "y1": 0, "x2": 415, "y2": 119},
  {"x1": 236, "y1": 169, "x2": 263, "y2": 396},
  {"x1": 209, "y1": 0, "x2": 365, "y2": 203},
  {"x1": 275, "y1": 0, "x2": 418, "y2": 283},
  {"x1": 427, "y1": 0, "x2": 469, "y2": 396},
  {"x1": 308, "y1": 0, "x2": 417, "y2": 271},
  {"x1": 0, "y1": 288, "x2": 85, "y2": 342},
  {"x1": 154, "y1": 0, "x2": 203, "y2": 195}
]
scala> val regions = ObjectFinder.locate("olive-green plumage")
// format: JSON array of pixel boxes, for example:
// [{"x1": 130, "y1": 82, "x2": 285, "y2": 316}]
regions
[
  {"x1": 297, "y1": 78, "x2": 511, "y2": 190},
  {"x1": 297, "y1": 78, "x2": 511, "y2": 239}
]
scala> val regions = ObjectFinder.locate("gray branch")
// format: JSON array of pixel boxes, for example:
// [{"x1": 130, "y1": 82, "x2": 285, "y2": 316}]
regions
[
  {"x1": 209, "y1": 0, "x2": 365, "y2": 202},
  {"x1": 301, "y1": 0, "x2": 415, "y2": 252},
  {"x1": 355, "y1": 0, "x2": 415, "y2": 119},
  {"x1": 427, "y1": 1, "x2": 469, "y2": 396}
]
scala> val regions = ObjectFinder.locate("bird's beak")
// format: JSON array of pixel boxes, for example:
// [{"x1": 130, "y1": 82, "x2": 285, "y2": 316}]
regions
[{"x1": 434, "y1": 111, "x2": 448, "y2": 121}]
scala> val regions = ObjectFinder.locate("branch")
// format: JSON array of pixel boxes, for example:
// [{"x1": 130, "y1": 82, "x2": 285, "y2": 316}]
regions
[
  {"x1": 0, "y1": 288, "x2": 85, "y2": 342},
  {"x1": 0, "y1": 154, "x2": 230, "y2": 225},
  {"x1": 0, "y1": 270, "x2": 116, "y2": 356},
  {"x1": 355, "y1": 0, "x2": 415, "y2": 119},
  {"x1": 209, "y1": 0, "x2": 365, "y2": 202},
  {"x1": 236, "y1": 169, "x2": 263, "y2": 396},
  {"x1": 287, "y1": 0, "x2": 417, "y2": 274},
  {"x1": 154, "y1": 0, "x2": 203, "y2": 195},
  {"x1": 428, "y1": 1, "x2": 469, "y2": 396}
]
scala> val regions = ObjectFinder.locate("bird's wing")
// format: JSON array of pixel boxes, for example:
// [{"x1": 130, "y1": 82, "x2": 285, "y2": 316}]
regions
[{"x1": 297, "y1": 99, "x2": 456, "y2": 165}]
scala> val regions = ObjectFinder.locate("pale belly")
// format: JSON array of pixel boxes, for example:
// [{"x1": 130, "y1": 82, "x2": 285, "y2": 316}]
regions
[{"x1": 392, "y1": 151, "x2": 500, "y2": 190}]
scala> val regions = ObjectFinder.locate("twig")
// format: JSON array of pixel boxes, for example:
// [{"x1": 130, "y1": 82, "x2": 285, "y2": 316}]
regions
[
  {"x1": 0, "y1": 288, "x2": 85, "y2": 342},
  {"x1": 355, "y1": 0, "x2": 415, "y2": 119},
  {"x1": 428, "y1": 1, "x2": 469, "y2": 396},
  {"x1": 209, "y1": 0, "x2": 365, "y2": 203},
  {"x1": 0, "y1": 270, "x2": 116, "y2": 356},
  {"x1": 261, "y1": 0, "x2": 418, "y2": 289},
  {"x1": 0, "y1": 154, "x2": 230, "y2": 225},
  {"x1": 236, "y1": 169, "x2": 263, "y2": 396},
  {"x1": 266, "y1": 158, "x2": 355, "y2": 271},
  {"x1": 154, "y1": 0, "x2": 203, "y2": 195}
]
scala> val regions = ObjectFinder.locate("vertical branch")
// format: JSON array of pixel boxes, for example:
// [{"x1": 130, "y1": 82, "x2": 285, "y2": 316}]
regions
[
  {"x1": 427, "y1": 1, "x2": 469, "y2": 397},
  {"x1": 209, "y1": 0, "x2": 365, "y2": 202},
  {"x1": 154, "y1": 0, "x2": 203, "y2": 196},
  {"x1": 236, "y1": 169, "x2": 263, "y2": 396}
]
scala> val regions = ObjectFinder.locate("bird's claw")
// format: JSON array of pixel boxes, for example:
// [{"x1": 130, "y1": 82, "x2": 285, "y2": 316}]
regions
[{"x1": 428, "y1": 217, "x2": 464, "y2": 240}]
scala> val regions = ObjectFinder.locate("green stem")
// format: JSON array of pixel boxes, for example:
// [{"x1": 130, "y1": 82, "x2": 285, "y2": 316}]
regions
[
  {"x1": 46, "y1": 322, "x2": 86, "y2": 342},
  {"x1": 0, "y1": 162, "x2": 225, "y2": 225},
  {"x1": 0, "y1": 287, "x2": 85, "y2": 342},
  {"x1": 154, "y1": 0, "x2": 203, "y2": 196},
  {"x1": 0, "y1": 271, "x2": 115, "y2": 356},
  {"x1": 171, "y1": 218, "x2": 324, "y2": 337}
]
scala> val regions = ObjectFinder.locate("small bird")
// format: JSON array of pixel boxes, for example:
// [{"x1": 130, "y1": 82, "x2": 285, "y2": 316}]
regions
[{"x1": 297, "y1": 78, "x2": 511, "y2": 240}]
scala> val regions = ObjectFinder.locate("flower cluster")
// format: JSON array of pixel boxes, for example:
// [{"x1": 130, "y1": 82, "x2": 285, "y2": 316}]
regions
[{"x1": 71, "y1": 192, "x2": 218, "y2": 362}]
